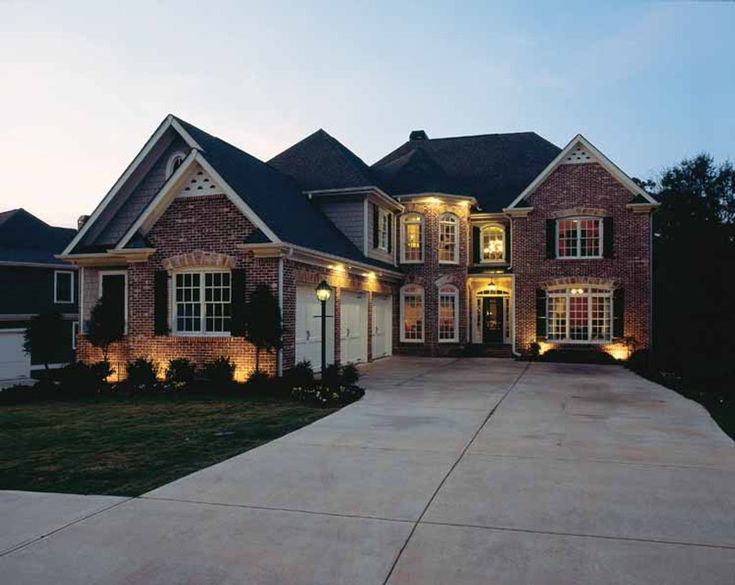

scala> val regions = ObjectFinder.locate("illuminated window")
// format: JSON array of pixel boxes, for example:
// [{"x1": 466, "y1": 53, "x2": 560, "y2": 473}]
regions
[
  {"x1": 438, "y1": 213, "x2": 459, "y2": 263},
  {"x1": 546, "y1": 287, "x2": 612, "y2": 343},
  {"x1": 174, "y1": 270, "x2": 231, "y2": 335},
  {"x1": 438, "y1": 285, "x2": 458, "y2": 342},
  {"x1": 400, "y1": 284, "x2": 424, "y2": 342},
  {"x1": 556, "y1": 217, "x2": 602, "y2": 258},
  {"x1": 401, "y1": 213, "x2": 424, "y2": 263},
  {"x1": 481, "y1": 225, "x2": 505, "y2": 262}
]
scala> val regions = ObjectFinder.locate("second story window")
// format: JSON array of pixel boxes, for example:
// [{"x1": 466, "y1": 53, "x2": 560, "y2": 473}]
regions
[
  {"x1": 557, "y1": 217, "x2": 602, "y2": 258},
  {"x1": 481, "y1": 225, "x2": 505, "y2": 262},
  {"x1": 377, "y1": 208, "x2": 391, "y2": 251},
  {"x1": 438, "y1": 213, "x2": 459, "y2": 264},
  {"x1": 401, "y1": 213, "x2": 424, "y2": 263},
  {"x1": 54, "y1": 270, "x2": 74, "y2": 304}
]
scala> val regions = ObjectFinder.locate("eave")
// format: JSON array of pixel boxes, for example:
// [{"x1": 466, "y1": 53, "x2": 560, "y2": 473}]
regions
[
  {"x1": 502, "y1": 206, "x2": 534, "y2": 218},
  {"x1": 56, "y1": 248, "x2": 156, "y2": 267},
  {"x1": 306, "y1": 186, "x2": 404, "y2": 212},
  {"x1": 626, "y1": 202, "x2": 659, "y2": 214}
]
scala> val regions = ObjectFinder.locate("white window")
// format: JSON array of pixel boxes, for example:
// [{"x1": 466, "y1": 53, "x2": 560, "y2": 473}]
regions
[
  {"x1": 165, "y1": 151, "x2": 187, "y2": 179},
  {"x1": 54, "y1": 270, "x2": 74, "y2": 304},
  {"x1": 174, "y1": 270, "x2": 231, "y2": 335},
  {"x1": 547, "y1": 287, "x2": 612, "y2": 343},
  {"x1": 481, "y1": 225, "x2": 505, "y2": 262},
  {"x1": 438, "y1": 213, "x2": 459, "y2": 264},
  {"x1": 438, "y1": 285, "x2": 459, "y2": 342},
  {"x1": 377, "y1": 208, "x2": 391, "y2": 251},
  {"x1": 401, "y1": 213, "x2": 424, "y2": 263},
  {"x1": 556, "y1": 217, "x2": 602, "y2": 258},
  {"x1": 400, "y1": 284, "x2": 424, "y2": 342}
]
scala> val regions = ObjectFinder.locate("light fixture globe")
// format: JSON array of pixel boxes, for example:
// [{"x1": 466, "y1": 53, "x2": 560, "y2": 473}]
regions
[{"x1": 315, "y1": 280, "x2": 331, "y2": 302}]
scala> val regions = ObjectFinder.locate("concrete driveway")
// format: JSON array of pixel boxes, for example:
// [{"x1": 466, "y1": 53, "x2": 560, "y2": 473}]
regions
[{"x1": 1, "y1": 357, "x2": 734, "y2": 584}]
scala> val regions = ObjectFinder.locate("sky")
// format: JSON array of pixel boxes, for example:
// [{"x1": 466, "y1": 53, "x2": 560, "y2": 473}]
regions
[{"x1": 0, "y1": 1, "x2": 733, "y2": 228}]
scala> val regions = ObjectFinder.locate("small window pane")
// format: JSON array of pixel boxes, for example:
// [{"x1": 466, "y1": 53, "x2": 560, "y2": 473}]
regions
[{"x1": 55, "y1": 272, "x2": 73, "y2": 303}]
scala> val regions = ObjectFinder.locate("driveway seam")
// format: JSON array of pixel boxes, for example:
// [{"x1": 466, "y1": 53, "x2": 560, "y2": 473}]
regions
[{"x1": 381, "y1": 360, "x2": 532, "y2": 585}]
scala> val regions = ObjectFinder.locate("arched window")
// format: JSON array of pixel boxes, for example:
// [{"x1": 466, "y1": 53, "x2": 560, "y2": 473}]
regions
[
  {"x1": 400, "y1": 284, "x2": 424, "y2": 342},
  {"x1": 546, "y1": 286, "x2": 612, "y2": 343},
  {"x1": 165, "y1": 151, "x2": 187, "y2": 179},
  {"x1": 438, "y1": 284, "x2": 459, "y2": 342},
  {"x1": 401, "y1": 213, "x2": 424, "y2": 263},
  {"x1": 438, "y1": 213, "x2": 459, "y2": 264},
  {"x1": 481, "y1": 224, "x2": 505, "y2": 262}
]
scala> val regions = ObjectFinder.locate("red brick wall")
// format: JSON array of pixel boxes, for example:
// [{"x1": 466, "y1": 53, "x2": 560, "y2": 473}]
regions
[
  {"x1": 395, "y1": 199, "x2": 469, "y2": 354},
  {"x1": 512, "y1": 163, "x2": 651, "y2": 353}
]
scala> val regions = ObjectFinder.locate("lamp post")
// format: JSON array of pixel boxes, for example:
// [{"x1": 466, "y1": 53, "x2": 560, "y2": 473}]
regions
[{"x1": 315, "y1": 280, "x2": 332, "y2": 375}]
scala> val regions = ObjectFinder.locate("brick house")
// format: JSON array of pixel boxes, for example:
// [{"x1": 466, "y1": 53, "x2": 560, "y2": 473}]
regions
[{"x1": 60, "y1": 116, "x2": 657, "y2": 378}]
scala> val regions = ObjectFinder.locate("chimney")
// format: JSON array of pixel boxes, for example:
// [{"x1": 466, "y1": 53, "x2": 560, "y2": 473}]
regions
[
  {"x1": 77, "y1": 215, "x2": 90, "y2": 230},
  {"x1": 409, "y1": 130, "x2": 428, "y2": 141}
]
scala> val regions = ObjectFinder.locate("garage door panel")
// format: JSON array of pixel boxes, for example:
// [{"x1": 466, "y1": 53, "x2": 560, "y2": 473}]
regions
[
  {"x1": 0, "y1": 329, "x2": 31, "y2": 380},
  {"x1": 372, "y1": 294, "x2": 392, "y2": 359},
  {"x1": 295, "y1": 286, "x2": 334, "y2": 372},
  {"x1": 340, "y1": 292, "x2": 367, "y2": 364}
]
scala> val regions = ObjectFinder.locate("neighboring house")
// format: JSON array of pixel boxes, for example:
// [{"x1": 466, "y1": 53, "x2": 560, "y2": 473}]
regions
[
  {"x1": 60, "y1": 115, "x2": 657, "y2": 378},
  {"x1": 0, "y1": 209, "x2": 78, "y2": 380}
]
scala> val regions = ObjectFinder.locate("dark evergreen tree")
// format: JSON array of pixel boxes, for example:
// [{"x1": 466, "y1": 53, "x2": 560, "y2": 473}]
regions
[
  {"x1": 86, "y1": 295, "x2": 124, "y2": 363},
  {"x1": 23, "y1": 312, "x2": 66, "y2": 371},
  {"x1": 243, "y1": 284, "x2": 283, "y2": 372}
]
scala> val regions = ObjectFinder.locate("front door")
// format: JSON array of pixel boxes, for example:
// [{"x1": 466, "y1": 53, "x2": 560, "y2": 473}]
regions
[
  {"x1": 482, "y1": 297, "x2": 504, "y2": 343},
  {"x1": 100, "y1": 273, "x2": 127, "y2": 334}
]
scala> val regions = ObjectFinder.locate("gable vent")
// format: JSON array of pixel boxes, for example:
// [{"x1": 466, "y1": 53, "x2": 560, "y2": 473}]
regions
[
  {"x1": 176, "y1": 165, "x2": 223, "y2": 198},
  {"x1": 562, "y1": 143, "x2": 593, "y2": 164}
]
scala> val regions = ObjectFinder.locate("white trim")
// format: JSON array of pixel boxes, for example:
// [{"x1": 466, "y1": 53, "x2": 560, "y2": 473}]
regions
[
  {"x1": 545, "y1": 285, "x2": 613, "y2": 344},
  {"x1": 53, "y1": 270, "x2": 74, "y2": 304},
  {"x1": 399, "y1": 284, "x2": 424, "y2": 343},
  {"x1": 165, "y1": 151, "x2": 188, "y2": 180},
  {"x1": 437, "y1": 284, "x2": 459, "y2": 343},
  {"x1": 506, "y1": 134, "x2": 660, "y2": 209},
  {"x1": 555, "y1": 216, "x2": 603, "y2": 259},
  {"x1": 98, "y1": 270, "x2": 128, "y2": 334},
  {"x1": 0, "y1": 261, "x2": 77, "y2": 269},
  {"x1": 72, "y1": 321, "x2": 79, "y2": 350},
  {"x1": 79, "y1": 266, "x2": 85, "y2": 333},
  {"x1": 170, "y1": 267, "x2": 232, "y2": 337},
  {"x1": 400, "y1": 212, "x2": 424, "y2": 264},
  {"x1": 438, "y1": 212, "x2": 460, "y2": 265},
  {"x1": 376, "y1": 207, "x2": 391, "y2": 251},
  {"x1": 306, "y1": 186, "x2": 404, "y2": 211},
  {"x1": 62, "y1": 115, "x2": 194, "y2": 256},
  {"x1": 395, "y1": 192, "x2": 477, "y2": 205},
  {"x1": 30, "y1": 363, "x2": 69, "y2": 371},
  {"x1": 479, "y1": 223, "x2": 506, "y2": 264},
  {"x1": 363, "y1": 198, "x2": 369, "y2": 254},
  {"x1": 277, "y1": 255, "x2": 284, "y2": 376}
]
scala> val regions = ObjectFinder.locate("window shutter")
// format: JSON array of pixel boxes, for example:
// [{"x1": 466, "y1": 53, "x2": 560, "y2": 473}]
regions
[
  {"x1": 613, "y1": 288, "x2": 624, "y2": 338},
  {"x1": 154, "y1": 271, "x2": 169, "y2": 335},
  {"x1": 603, "y1": 217, "x2": 614, "y2": 258},
  {"x1": 536, "y1": 289, "x2": 547, "y2": 339},
  {"x1": 230, "y1": 268, "x2": 247, "y2": 336},
  {"x1": 504, "y1": 223, "x2": 511, "y2": 264},
  {"x1": 472, "y1": 226, "x2": 480, "y2": 264},
  {"x1": 545, "y1": 219, "x2": 556, "y2": 259},
  {"x1": 387, "y1": 214, "x2": 393, "y2": 253},
  {"x1": 372, "y1": 204, "x2": 379, "y2": 248}
]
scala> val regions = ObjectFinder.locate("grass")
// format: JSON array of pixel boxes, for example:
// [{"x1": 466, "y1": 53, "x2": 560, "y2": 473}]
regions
[{"x1": 0, "y1": 393, "x2": 337, "y2": 496}]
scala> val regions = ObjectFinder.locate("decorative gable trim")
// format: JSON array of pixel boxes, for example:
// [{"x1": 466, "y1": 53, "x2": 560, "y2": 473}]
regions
[
  {"x1": 161, "y1": 250, "x2": 236, "y2": 271},
  {"x1": 176, "y1": 164, "x2": 224, "y2": 198},
  {"x1": 505, "y1": 134, "x2": 660, "y2": 209}
]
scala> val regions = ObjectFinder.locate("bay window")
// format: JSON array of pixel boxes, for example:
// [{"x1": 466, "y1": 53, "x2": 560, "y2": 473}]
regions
[
  {"x1": 438, "y1": 213, "x2": 459, "y2": 263},
  {"x1": 481, "y1": 225, "x2": 505, "y2": 262},
  {"x1": 401, "y1": 213, "x2": 424, "y2": 263},
  {"x1": 556, "y1": 217, "x2": 602, "y2": 258},
  {"x1": 438, "y1": 285, "x2": 459, "y2": 342},
  {"x1": 174, "y1": 270, "x2": 231, "y2": 335},
  {"x1": 546, "y1": 287, "x2": 612, "y2": 343},
  {"x1": 400, "y1": 284, "x2": 424, "y2": 342}
]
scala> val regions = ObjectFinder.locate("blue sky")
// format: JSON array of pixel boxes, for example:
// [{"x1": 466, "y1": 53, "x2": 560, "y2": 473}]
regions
[{"x1": 0, "y1": 1, "x2": 733, "y2": 227}]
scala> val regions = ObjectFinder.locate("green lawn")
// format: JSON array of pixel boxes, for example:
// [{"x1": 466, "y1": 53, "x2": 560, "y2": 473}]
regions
[{"x1": 0, "y1": 393, "x2": 337, "y2": 496}]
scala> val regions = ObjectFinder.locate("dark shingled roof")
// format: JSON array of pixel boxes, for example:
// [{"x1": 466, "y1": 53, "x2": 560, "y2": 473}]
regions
[
  {"x1": 372, "y1": 132, "x2": 561, "y2": 211},
  {"x1": 268, "y1": 129, "x2": 378, "y2": 191},
  {"x1": 0, "y1": 209, "x2": 76, "y2": 264}
]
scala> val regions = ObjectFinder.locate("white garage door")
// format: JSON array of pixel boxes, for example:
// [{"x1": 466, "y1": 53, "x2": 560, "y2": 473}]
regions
[
  {"x1": 0, "y1": 329, "x2": 31, "y2": 381},
  {"x1": 340, "y1": 291, "x2": 367, "y2": 364},
  {"x1": 295, "y1": 286, "x2": 335, "y2": 373},
  {"x1": 372, "y1": 294, "x2": 393, "y2": 359}
]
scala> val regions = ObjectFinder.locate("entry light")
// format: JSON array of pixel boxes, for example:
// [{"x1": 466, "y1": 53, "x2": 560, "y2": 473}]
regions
[
  {"x1": 487, "y1": 280, "x2": 497, "y2": 292},
  {"x1": 315, "y1": 280, "x2": 332, "y2": 303}
]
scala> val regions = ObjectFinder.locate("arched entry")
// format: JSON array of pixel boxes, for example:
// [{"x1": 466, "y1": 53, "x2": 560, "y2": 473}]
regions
[{"x1": 473, "y1": 282, "x2": 511, "y2": 344}]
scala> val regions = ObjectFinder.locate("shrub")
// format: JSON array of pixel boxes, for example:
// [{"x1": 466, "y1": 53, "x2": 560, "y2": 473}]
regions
[
  {"x1": 0, "y1": 381, "x2": 57, "y2": 405},
  {"x1": 283, "y1": 360, "x2": 314, "y2": 389},
  {"x1": 528, "y1": 342, "x2": 541, "y2": 361},
  {"x1": 55, "y1": 361, "x2": 111, "y2": 397},
  {"x1": 202, "y1": 356, "x2": 236, "y2": 386},
  {"x1": 627, "y1": 349, "x2": 651, "y2": 374},
  {"x1": 340, "y1": 363, "x2": 360, "y2": 386},
  {"x1": 165, "y1": 358, "x2": 197, "y2": 390},
  {"x1": 246, "y1": 370, "x2": 270, "y2": 391},
  {"x1": 321, "y1": 363, "x2": 343, "y2": 390},
  {"x1": 291, "y1": 383, "x2": 365, "y2": 408},
  {"x1": 125, "y1": 358, "x2": 159, "y2": 391}
]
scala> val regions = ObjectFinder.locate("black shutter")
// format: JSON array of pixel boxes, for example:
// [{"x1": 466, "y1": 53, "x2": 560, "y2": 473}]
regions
[
  {"x1": 230, "y1": 268, "x2": 247, "y2": 336},
  {"x1": 372, "y1": 203, "x2": 379, "y2": 248},
  {"x1": 536, "y1": 289, "x2": 547, "y2": 339},
  {"x1": 472, "y1": 226, "x2": 481, "y2": 264},
  {"x1": 613, "y1": 288, "x2": 624, "y2": 338},
  {"x1": 387, "y1": 214, "x2": 393, "y2": 253},
  {"x1": 603, "y1": 217, "x2": 614, "y2": 258},
  {"x1": 154, "y1": 271, "x2": 169, "y2": 335},
  {"x1": 545, "y1": 219, "x2": 556, "y2": 259},
  {"x1": 504, "y1": 223, "x2": 511, "y2": 264}
]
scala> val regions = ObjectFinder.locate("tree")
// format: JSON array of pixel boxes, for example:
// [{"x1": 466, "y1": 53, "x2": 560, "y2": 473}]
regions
[
  {"x1": 86, "y1": 295, "x2": 124, "y2": 363},
  {"x1": 244, "y1": 284, "x2": 283, "y2": 372},
  {"x1": 23, "y1": 312, "x2": 66, "y2": 371}
]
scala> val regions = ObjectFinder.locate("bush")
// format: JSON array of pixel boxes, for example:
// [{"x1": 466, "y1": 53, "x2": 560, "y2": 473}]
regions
[
  {"x1": 0, "y1": 381, "x2": 57, "y2": 405},
  {"x1": 246, "y1": 369, "x2": 270, "y2": 390},
  {"x1": 125, "y1": 358, "x2": 159, "y2": 391},
  {"x1": 55, "y1": 361, "x2": 111, "y2": 397},
  {"x1": 321, "y1": 363, "x2": 343, "y2": 390},
  {"x1": 627, "y1": 349, "x2": 651, "y2": 374},
  {"x1": 202, "y1": 356, "x2": 236, "y2": 386},
  {"x1": 283, "y1": 360, "x2": 314, "y2": 389},
  {"x1": 291, "y1": 383, "x2": 365, "y2": 408},
  {"x1": 165, "y1": 358, "x2": 197, "y2": 390},
  {"x1": 341, "y1": 363, "x2": 360, "y2": 386},
  {"x1": 528, "y1": 342, "x2": 541, "y2": 361}
]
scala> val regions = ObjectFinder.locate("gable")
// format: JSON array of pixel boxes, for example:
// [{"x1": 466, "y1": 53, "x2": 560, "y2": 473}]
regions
[{"x1": 176, "y1": 163, "x2": 224, "y2": 198}]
